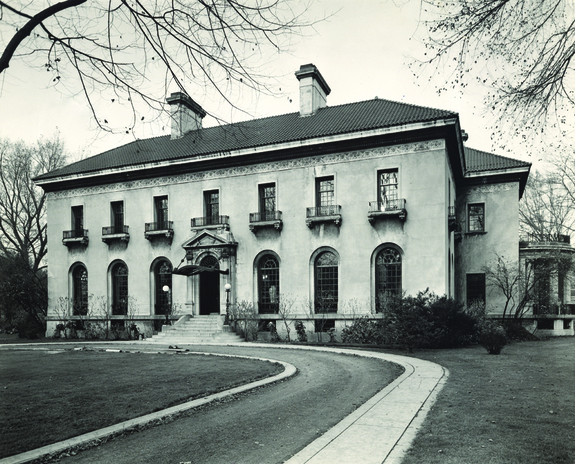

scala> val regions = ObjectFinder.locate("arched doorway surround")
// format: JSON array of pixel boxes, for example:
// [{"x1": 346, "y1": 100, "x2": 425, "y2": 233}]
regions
[{"x1": 180, "y1": 229, "x2": 238, "y2": 316}]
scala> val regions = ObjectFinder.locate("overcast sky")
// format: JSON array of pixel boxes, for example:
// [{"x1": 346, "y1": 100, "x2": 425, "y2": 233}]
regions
[{"x1": 0, "y1": 0, "x2": 535, "y2": 167}]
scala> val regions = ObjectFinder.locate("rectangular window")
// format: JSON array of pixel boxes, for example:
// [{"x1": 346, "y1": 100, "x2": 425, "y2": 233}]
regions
[
  {"x1": 111, "y1": 201, "x2": 124, "y2": 233},
  {"x1": 316, "y1": 176, "x2": 335, "y2": 216},
  {"x1": 204, "y1": 190, "x2": 219, "y2": 223},
  {"x1": 154, "y1": 196, "x2": 169, "y2": 227},
  {"x1": 466, "y1": 273, "x2": 486, "y2": 306},
  {"x1": 71, "y1": 205, "x2": 84, "y2": 234},
  {"x1": 316, "y1": 177, "x2": 334, "y2": 207},
  {"x1": 378, "y1": 169, "x2": 398, "y2": 209},
  {"x1": 468, "y1": 203, "x2": 485, "y2": 232},
  {"x1": 259, "y1": 183, "x2": 276, "y2": 220}
]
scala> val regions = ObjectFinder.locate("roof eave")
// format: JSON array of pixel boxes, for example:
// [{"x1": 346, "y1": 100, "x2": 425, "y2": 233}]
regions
[
  {"x1": 465, "y1": 164, "x2": 532, "y2": 198},
  {"x1": 35, "y1": 117, "x2": 459, "y2": 189}
]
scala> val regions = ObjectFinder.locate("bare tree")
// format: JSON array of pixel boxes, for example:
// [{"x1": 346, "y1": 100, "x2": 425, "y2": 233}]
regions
[
  {"x1": 0, "y1": 1, "x2": 315, "y2": 133},
  {"x1": 483, "y1": 254, "x2": 531, "y2": 320},
  {"x1": 483, "y1": 251, "x2": 574, "y2": 320},
  {"x1": 520, "y1": 169, "x2": 574, "y2": 238},
  {"x1": 0, "y1": 135, "x2": 67, "y2": 272},
  {"x1": 276, "y1": 293, "x2": 296, "y2": 341},
  {"x1": 553, "y1": 149, "x2": 575, "y2": 214},
  {"x1": 418, "y1": 0, "x2": 575, "y2": 129}
]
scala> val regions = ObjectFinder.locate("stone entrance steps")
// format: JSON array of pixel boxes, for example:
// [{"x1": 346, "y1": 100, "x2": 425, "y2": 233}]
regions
[{"x1": 149, "y1": 314, "x2": 244, "y2": 344}]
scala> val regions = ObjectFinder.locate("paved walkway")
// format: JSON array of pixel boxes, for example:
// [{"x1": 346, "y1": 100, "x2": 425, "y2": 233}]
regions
[{"x1": 0, "y1": 342, "x2": 448, "y2": 464}]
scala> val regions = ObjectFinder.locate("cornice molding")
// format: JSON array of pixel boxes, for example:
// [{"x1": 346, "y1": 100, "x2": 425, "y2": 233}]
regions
[{"x1": 47, "y1": 139, "x2": 445, "y2": 200}]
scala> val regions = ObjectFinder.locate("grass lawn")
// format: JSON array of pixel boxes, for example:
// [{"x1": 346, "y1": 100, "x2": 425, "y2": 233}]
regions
[
  {"x1": 399, "y1": 338, "x2": 575, "y2": 464},
  {"x1": 0, "y1": 347, "x2": 282, "y2": 458}
]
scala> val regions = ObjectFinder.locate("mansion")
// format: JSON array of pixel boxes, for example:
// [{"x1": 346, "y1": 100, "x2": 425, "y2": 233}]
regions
[{"x1": 36, "y1": 64, "x2": 541, "y2": 338}]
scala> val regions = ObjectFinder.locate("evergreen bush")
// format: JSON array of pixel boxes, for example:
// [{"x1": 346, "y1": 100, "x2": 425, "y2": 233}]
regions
[
  {"x1": 381, "y1": 291, "x2": 479, "y2": 350},
  {"x1": 477, "y1": 320, "x2": 508, "y2": 354}
]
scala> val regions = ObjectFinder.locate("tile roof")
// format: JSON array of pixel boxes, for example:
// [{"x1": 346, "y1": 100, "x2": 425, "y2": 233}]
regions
[
  {"x1": 35, "y1": 98, "x2": 457, "y2": 181},
  {"x1": 464, "y1": 147, "x2": 531, "y2": 174}
]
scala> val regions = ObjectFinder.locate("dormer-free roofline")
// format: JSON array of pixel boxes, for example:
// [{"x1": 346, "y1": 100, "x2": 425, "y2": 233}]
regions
[{"x1": 34, "y1": 115, "x2": 461, "y2": 191}]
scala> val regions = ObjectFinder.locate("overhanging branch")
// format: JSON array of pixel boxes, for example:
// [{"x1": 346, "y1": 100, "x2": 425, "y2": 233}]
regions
[{"x1": 0, "y1": 0, "x2": 87, "y2": 74}]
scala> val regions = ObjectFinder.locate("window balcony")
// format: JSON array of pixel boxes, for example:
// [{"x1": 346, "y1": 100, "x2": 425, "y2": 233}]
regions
[
  {"x1": 367, "y1": 199, "x2": 407, "y2": 224},
  {"x1": 191, "y1": 215, "x2": 230, "y2": 230},
  {"x1": 102, "y1": 225, "x2": 130, "y2": 243},
  {"x1": 145, "y1": 221, "x2": 174, "y2": 241},
  {"x1": 448, "y1": 206, "x2": 458, "y2": 232},
  {"x1": 306, "y1": 205, "x2": 342, "y2": 228},
  {"x1": 62, "y1": 229, "x2": 89, "y2": 246},
  {"x1": 249, "y1": 211, "x2": 283, "y2": 232}
]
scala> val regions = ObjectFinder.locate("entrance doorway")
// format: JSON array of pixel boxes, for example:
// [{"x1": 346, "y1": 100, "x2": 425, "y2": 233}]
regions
[{"x1": 199, "y1": 255, "x2": 220, "y2": 315}]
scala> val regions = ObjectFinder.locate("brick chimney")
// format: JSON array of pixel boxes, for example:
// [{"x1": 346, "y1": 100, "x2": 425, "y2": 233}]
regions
[
  {"x1": 166, "y1": 92, "x2": 206, "y2": 139},
  {"x1": 295, "y1": 64, "x2": 331, "y2": 117}
]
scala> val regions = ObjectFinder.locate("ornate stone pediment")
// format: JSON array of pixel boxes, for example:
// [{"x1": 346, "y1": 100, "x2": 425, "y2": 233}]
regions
[{"x1": 181, "y1": 229, "x2": 238, "y2": 259}]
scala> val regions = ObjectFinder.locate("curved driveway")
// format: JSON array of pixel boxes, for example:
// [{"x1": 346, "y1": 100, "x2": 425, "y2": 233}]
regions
[{"x1": 2, "y1": 343, "x2": 447, "y2": 464}]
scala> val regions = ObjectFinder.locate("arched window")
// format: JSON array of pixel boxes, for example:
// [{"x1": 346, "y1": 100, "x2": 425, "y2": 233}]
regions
[
  {"x1": 315, "y1": 251, "x2": 338, "y2": 313},
  {"x1": 72, "y1": 265, "x2": 88, "y2": 315},
  {"x1": 154, "y1": 259, "x2": 172, "y2": 315},
  {"x1": 112, "y1": 262, "x2": 128, "y2": 315},
  {"x1": 258, "y1": 255, "x2": 279, "y2": 314},
  {"x1": 375, "y1": 247, "x2": 402, "y2": 310}
]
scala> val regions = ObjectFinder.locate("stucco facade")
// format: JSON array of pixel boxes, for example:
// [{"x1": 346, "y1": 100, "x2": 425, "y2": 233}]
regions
[{"x1": 37, "y1": 64, "x2": 531, "y2": 338}]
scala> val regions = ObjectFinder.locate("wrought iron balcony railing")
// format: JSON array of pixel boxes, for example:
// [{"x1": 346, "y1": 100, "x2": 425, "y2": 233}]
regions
[
  {"x1": 145, "y1": 221, "x2": 174, "y2": 241},
  {"x1": 62, "y1": 229, "x2": 89, "y2": 246},
  {"x1": 102, "y1": 225, "x2": 130, "y2": 243},
  {"x1": 368, "y1": 198, "x2": 406, "y2": 213},
  {"x1": 102, "y1": 225, "x2": 129, "y2": 235},
  {"x1": 63, "y1": 229, "x2": 89, "y2": 240},
  {"x1": 306, "y1": 205, "x2": 342, "y2": 228},
  {"x1": 448, "y1": 206, "x2": 458, "y2": 232},
  {"x1": 249, "y1": 211, "x2": 283, "y2": 232},
  {"x1": 191, "y1": 215, "x2": 230, "y2": 229},
  {"x1": 367, "y1": 199, "x2": 407, "y2": 224},
  {"x1": 145, "y1": 221, "x2": 173, "y2": 232},
  {"x1": 307, "y1": 205, "x2": 341, "y2": 218},
  {"x1": 250, "y1": 211, "x2": 282, "y2": 222}
]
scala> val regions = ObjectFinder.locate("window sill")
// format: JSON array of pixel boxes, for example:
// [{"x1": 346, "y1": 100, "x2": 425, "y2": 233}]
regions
[
  {"x1": 102, "y1": 233, "x2": 130, "y2": 243},
  {"x1": 465, "y1": 231, "x2": 487, "y2": 235},
  {"x1": 63, "y1": 237, "x2": 89, "y2": 246},
  {"x1": 249, "y1": 220, "x2": 283, "y2": 232},
  {"x1": 144, "y1": 229, "x2": 174, "y2": 241},
  {"x1": 306, "y1": 215, "x2": 342, "y2": 228}
]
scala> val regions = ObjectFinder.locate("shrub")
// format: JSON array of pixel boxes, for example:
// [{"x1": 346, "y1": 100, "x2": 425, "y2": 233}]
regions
[
  {"x1": 229, "y1": 301, "x2": 259, "y2": 341},
  {"x1": 477, "y1": 320, "x2": 508, "y2": 354},
  {"x1": 295, "y1": 320, "x2": 307, "y2": 342},
  {"x1": 268, "y1": 321, "x2": 281, "y2": 342},
  {"x1": 381, "y1": 291, "x2": 479, "y2": 350},
  {"x1": 341, "y1": 316, "x2": 382, "y2": 344},
  {"x1": 427, "y1": 296, "x2": 478, "y2": 348},
  {"x1": 327, "y1": 327, "x2": 337, "y2": 343},
  {"x1": 380, "y1": 293, "x2": 438, "y2": 351}
]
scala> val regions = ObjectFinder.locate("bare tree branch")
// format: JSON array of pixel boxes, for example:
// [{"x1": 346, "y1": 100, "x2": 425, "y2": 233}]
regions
[
  {"x1": 417, "y1": 0, "x2": 575, "y2": 130},
  {"x1": 519, "y1": 169, "x2": 575, "y2": 237},
  {"x1": 0, "y1": 1, "x2": 316, "y2": 134},
  {"x1": 0, "y1": 0, "x2": 87, "y2": 73}
]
